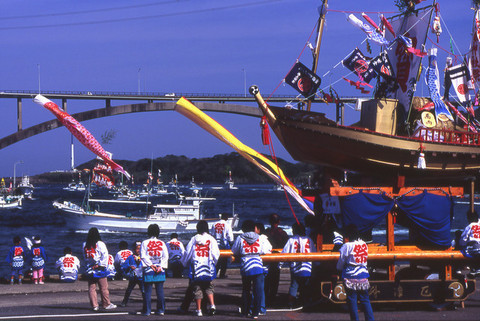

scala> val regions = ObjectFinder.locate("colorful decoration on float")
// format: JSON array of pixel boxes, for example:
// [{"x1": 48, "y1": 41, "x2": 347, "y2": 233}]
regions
[
  {"x1": 425, "y1": 49, "x2": 454, "y2": 122},
  {"x1": 347, "y1": 14, "x2": 390, "y2": 46},
  {"x1": 175, "y1": 97, "x2": 314, "y2": 215},
  {"x1": 284, "y1": 61, "x2": 321, "y2": 99}
]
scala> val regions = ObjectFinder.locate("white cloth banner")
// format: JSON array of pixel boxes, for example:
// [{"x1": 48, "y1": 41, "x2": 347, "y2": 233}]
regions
[{"x1": 385, "y1": 8, "x2": 432, "y2": 112}]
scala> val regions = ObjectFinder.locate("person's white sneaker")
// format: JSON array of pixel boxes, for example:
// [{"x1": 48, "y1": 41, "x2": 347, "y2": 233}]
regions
[
  {"x1": 104, "y1": 303, "x2": 117, "y2": 310},
  {"x1": 196, "y1": 309, "x2": 203, "y2": 317}
]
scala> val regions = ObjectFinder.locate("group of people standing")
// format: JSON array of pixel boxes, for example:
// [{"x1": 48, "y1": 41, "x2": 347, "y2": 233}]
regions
[{"x1": 6, "y1": 212, "x2": 377, "y2": 321}]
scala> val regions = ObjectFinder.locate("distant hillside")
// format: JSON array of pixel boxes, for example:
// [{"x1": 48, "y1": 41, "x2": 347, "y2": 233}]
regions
[{"x1": 32, "y1": 152, "x2": 322, "y2": 185}]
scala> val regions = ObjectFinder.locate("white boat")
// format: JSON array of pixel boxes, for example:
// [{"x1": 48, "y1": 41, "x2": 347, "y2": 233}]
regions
[
  {"x1": 0, "y1": 195, "x2": 22, "y2": 209},
  {"x1": 53, "y1": 190, "x2": 238, "y2": 233},
  {"x1": 63, "y1": 181, "x2": 86, "y2": 192},
  {"x1": 16, "y1": 175, "x2": 34, "y2": 199},
  {"x1": 112, "y1": 186, "x2": 138, "y2": 201}
]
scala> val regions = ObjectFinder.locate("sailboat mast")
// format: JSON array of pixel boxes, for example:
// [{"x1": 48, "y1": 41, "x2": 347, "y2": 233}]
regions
[{"x1": 307, "y1": 0, "x2": 328, "y2": 111}]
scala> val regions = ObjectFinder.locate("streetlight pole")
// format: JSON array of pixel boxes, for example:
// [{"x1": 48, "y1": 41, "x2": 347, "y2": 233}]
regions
[
  {"x1": 13, "y1": 160, "x2": 23, "y2": 192},
  {"x1": 137, "y1": 68, "x2": 141, "y2": 94},
  {"x1": 242, "y1": 68, "x2": 246, "y2": 97},
  {"x1": 37, "y1": 64, "x2": 41, "y2": 94}
]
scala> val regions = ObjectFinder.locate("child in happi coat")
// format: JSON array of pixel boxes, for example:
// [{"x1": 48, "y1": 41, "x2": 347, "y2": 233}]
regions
[
  {"x1": 232, "y1": 220, "x2": 272, "y2": 319},
  {"x1": 255, "y1": 222, "x2": 271, "y2": 315},
  {"x1": 211, "y1": 213, "x2": 234, "y2": 278},
  {"x1": 55, "y1": 247, "x2": 80, "y2": 282},
  {"x1": 459, "y1": 211, "x2": 480, "y2": 275},
  {"x1": 120, "y1": 241, "x2": 146, "y2": 311},
  {"x1": 167, "y1": 233, "x2": 185, "y2": 278},
  {"x1": 181, "y1": 220, "x2": 220, "y2": 317},
  {"x1": 30, "y1": 236, "x2": 48, "y2": 284},
  {"x1": 141, "y1": 224, "x2": 169, "y2": 316},
  {"x1": 282, "y1": 222, "x2": 315, "y2": 308},
  {"x1": 337, "y1": 224, "x2": 374, "y2": 321},
  {"x1": 6, "y1": 236, "x2": 25, "y2": 285},
  {"x1": 114, "y1": 241, "x2": 133, "y2": 279}
]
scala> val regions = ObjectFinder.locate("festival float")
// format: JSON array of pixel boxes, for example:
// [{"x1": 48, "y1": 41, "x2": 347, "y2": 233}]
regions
[{"x1": 177, "y1": 0, "x2": 480, "y2": 306}]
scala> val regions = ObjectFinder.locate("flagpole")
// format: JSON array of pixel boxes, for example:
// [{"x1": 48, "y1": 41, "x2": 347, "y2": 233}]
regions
[{"x1": 307, "y1": 0, "x2": 328, "y2": 111}]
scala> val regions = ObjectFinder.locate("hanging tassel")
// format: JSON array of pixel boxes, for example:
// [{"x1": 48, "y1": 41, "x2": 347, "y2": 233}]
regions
[
  {"x1": 418, "y1": 145, "x2": 426, "y2": 169},
  {"x1": 431, "y1": 3, "x2": 442, "y2": 43},
  {"x1": 260, "y1": 116, "x2": 271, "y2": 145}
]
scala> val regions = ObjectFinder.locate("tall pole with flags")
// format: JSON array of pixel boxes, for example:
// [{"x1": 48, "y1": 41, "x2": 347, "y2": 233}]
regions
[{"x1": 307, "y1": 0, "x2": 328, "y2": 111}]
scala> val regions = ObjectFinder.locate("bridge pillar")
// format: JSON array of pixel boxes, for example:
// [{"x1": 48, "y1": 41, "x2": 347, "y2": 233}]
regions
[
  {"x1": 106, "y1": 99, "x2": 111, "y2": 115},
  {"x1": 17, "y1": 98, "x2": 22, "y2": 131},
  {"x1": 62, "y1": 98, "x2": 67, "y2": 112}
]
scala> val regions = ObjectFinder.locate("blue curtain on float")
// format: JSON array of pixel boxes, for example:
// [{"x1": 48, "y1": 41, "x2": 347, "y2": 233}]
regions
[
  {"x1": 340, "y1": 191, "x2": 394, "y2": 234},
  {"x1": 396, "y1": 191, "x2": 453, "y2": 247},
  {"x1": 339, "y1": 190, "x2": 453, "y2": 247}
]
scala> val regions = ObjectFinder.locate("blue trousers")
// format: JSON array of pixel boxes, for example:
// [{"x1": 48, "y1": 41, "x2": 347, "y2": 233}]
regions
[
  {"x1": 346, "y1": 287, "x2": 374, "y2": 321},
  {"x1": 242, "y1": 273, "x2": 264, "y2": 317},
  {"x1": 144, "y1": 281, "x2": 165, "y2": 315}
]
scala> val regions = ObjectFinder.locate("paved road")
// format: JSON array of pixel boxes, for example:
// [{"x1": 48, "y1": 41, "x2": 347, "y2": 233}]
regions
[{"x1": 1, "y1": 272, "x2": 479, "y2": 320}]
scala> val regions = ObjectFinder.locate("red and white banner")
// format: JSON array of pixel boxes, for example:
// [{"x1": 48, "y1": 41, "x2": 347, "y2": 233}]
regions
[
  {"x1": 469, "y1": 10, "x2": 480, "y2": 85},
  {"x1": 33, "y1": 95, "x2": 130, "y2": 180},
  {"x1": 385, "y1": 7, "x2": 432, "y2": 112}
]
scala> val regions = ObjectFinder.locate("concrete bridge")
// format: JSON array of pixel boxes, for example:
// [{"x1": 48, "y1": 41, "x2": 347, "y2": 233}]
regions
[{"x1": 0, "y1": 90, "x2": 358, "y2": 150}]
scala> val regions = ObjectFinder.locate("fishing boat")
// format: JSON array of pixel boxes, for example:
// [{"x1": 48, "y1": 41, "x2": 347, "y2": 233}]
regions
[
  {"x1": 251, "y1": 0, "x2": 480, "y2": 182},
  {"x1": 15, "y1": 175, "x2": 34, "y2": 199},
  {"x1": 53, "y1": 189, "x2": 238, "y2": 233},
  {"x1": 63, "y1": 180, "x2": 86, "y2": 192},
  {"x1": 0, "y1": 195, "x2": 22, "y2": 209}
]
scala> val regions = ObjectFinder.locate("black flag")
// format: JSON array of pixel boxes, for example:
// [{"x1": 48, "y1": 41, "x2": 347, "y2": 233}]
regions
[
  {"x1": 370, "y1": 51, "x2": 395, "y2": 80},
  {"x1": 342, "y1": 48, "x2": 377, "y2": 83},
  {"x1": 285, "y1": 61, "x2": 321, "y2": 99}
]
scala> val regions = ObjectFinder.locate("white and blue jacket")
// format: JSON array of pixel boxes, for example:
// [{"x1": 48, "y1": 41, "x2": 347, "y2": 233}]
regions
[
  {"x1": 55, "y1": 254, "x2": 80, "y2": 282},
  {"x1": 336, "y1": 239, "x2": 369, "y2": 280},
  {"x1": 140, "y1": 237, "x2": 169, "y2": 277},
  {"x1": 181, "y1": 233, "x2": 219, "y2": 282},
  {"x1": 282, "y1": 235, "x2": 314, "y2": 277},
  {"x1": 232, "y1": 232, "x2": 272, "y2": 277}
]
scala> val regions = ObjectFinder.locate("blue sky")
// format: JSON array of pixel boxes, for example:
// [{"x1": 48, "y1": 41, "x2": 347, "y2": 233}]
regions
[{"x1": 0, "y1": 0, "x2": 475, "y2": 177}]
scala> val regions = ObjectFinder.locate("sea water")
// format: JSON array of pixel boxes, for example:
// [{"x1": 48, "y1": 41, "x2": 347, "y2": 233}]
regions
[{"x1": 0, "y1": 184, "x2": 472, "y2": 279}]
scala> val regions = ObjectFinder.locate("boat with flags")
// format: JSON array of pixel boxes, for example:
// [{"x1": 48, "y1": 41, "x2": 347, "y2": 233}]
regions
[
  {"x1": 172, "y1": 0, "x2": 480, "y2": 306},
  {"x1": 249, "y1": 0, "x2": 480, "y2": 181}
]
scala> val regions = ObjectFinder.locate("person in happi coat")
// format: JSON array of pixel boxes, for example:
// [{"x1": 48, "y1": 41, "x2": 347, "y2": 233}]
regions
[
  {"x1": 55, "y1": 247, "x2": 80, "y2": 282},
  {"x1": 211, "y1": 213, "x2": 234, "y2": 278},
  {"x1": 114, "y1": 240, "x2": 133, "y2": 279},
  {"x1": 6, "y1": 236, "x2": 25, "y2": 285},
  {"x1": 140, "y1": 224, "x2": 168, "y2": 316},
  {"x1": 166, "y1": 233, "x2": 185, "y2": 278},
  {"x1": 30, "y1": 236, "x2": 48, "y2": 285},
  {"x1": 181, "y1": 220, "x2": 220, "y2": 316},
  {"x1": 83, "y1": 227, "x2": 116, "y2": 311},
  {"x1": 459, "y1": 211, "x2": 480, "y2": 275},
  {"x1": 232, "y1": 220, "x2": 272, "y2": 319},
  {"x1": 337, "y1": 224, "x2": 374, "y2": 321},
  {"x1": 282, "y1": 222, "x2": 315, "y2": 308},
  {"x1": 120, "y1": 241, "x2": 146, "y2": 311}
]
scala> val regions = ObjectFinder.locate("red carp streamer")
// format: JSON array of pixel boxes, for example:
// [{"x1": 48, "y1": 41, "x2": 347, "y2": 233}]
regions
[{"x1": 33, "y1": 95, "x2": 131, "y2": 180}]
